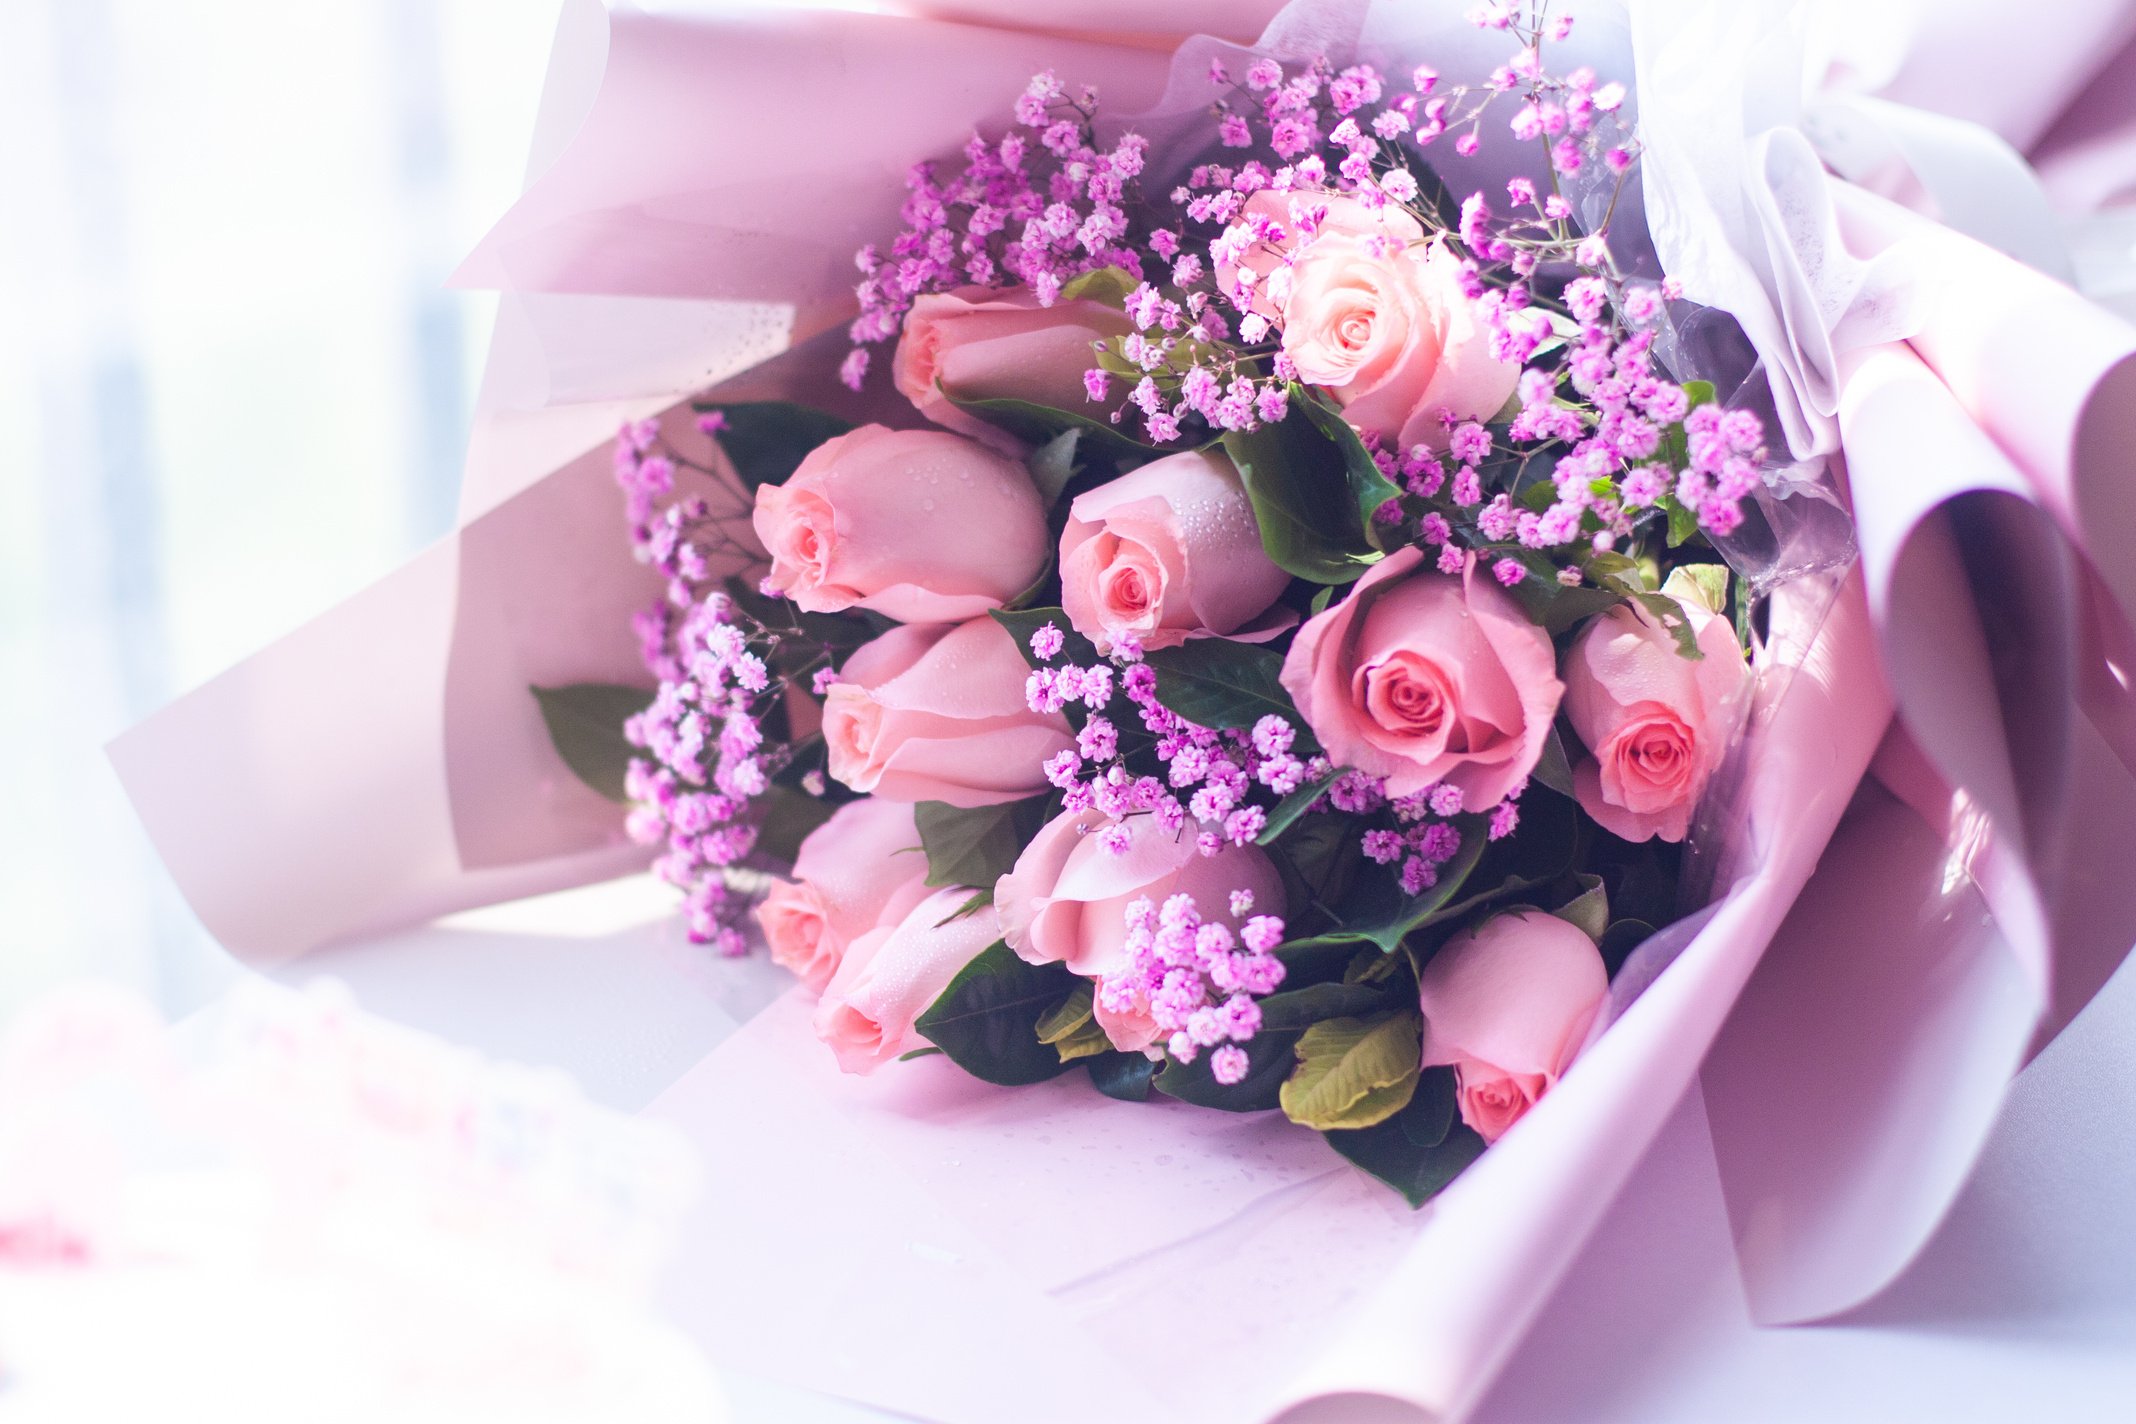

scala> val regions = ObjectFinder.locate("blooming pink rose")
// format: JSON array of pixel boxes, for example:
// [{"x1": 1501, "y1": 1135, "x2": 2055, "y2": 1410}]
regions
[
  {"x1": 753, "y1": 798, "x2": 931, "y2": 991},
  {"x1": 813, "y1": 886, "x2": 998, "y2": 1074},
  {"x1": 1216, "y1": 190, "x2": 1426, "y2": 321},
  {"x1": 1058, "y1": 449, "x2": 1292, "y2": 654},
  {"x1": 1280, "y1": 547, "x2": 1562, "y2": 805},
  {"x1": 893, "y1": 285, "x2": 1133, "y2": 456},
  {"x1": 752, "y1": 424, "x2": 1048, "y2": 623},
  {"x1": 1418, "y1": 910, "x2": 1608, "y2": 1143},
  {"x1": 1564, "y1": 590, "x2": 1749, "y2": 842},
  {"x1": 995, "y1": 808, "x2": 1284, "y2": 1052},
  {"x1": 823, "y1": 618, "x2": 1074, "y2": 807}
]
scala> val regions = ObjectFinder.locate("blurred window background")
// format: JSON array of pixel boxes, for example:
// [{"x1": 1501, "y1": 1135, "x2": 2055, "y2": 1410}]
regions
[{"x1": 0, "y1": 0, "x2": 562, "y2": 1016}]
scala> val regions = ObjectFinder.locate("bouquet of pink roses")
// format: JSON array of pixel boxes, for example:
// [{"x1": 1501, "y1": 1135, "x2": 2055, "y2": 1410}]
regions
[
  {"x1": 112, "y1": 0, "x2": 2136, "y2": 1417},
  {"x1": 560, "y1": 12, "x2": 1781, "y2": 1201}
]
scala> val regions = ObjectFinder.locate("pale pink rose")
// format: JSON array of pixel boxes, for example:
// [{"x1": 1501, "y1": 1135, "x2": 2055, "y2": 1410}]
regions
[
  {"x1": 822, "y1": 618, "x2": 1074, "y2": 807},
  {"x1": 1564, "y1": 591, "x2": 1749, "y2": 842},
  {"x1": 753, "y1": 798, "x2": 931, "y2": 991},
  {"x1": 995, "y1": 808, "x2": 1284, "y2": 1052},
  {"x1": 1279, "y1": 547, "x2": 1562, "y2": 805},
  {"x1": 752, "y1": 424, "x2": 1048, "y2": 623},
  {"x1": 1216, "y1": 190, "x2": 1426, "y2": 322},
  {"x1": 1418, "y1": 910, "x2": 1608, "y2": 1143},
  {"x1": 1058, "y1": 449, "x2": 1292, "y2": 654},
  {"x1": 1281, "y1": 232, "x2": 1520, "y2": 449},
  {"x1": 893, "y1": 285, "x2": 1133, "y2": 456},
  {"x1": 813, "y1": 886, "x2": 999, "y2": 1074}
]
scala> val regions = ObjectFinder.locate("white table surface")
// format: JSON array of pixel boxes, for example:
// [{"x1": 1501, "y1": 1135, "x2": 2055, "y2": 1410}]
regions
[{"x1": 263, "y1": 873, "x2": 2136, "y2": 1424}]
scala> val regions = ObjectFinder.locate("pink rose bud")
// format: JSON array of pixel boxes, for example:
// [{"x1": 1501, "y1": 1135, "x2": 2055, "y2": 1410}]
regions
[
  {"x1": 1418, "y1": 910, "x2": 1608, "y2": 1143},
  {"x1": 812, "y1": 887, "x2": 999, "y2": 1074},
  {"x1": 1563, "y1": 591, "x2": 1749, "y2": 843},
  {"x1": 752, "y1": 424, "x2": 1049, "y2": 623},
  {"x1": 1279, "y1": 546, "x2": 1563, "y2": 805},
  {"x1": 823, "y1": 618, "x2": 1074, "y2": 807},
  {"x1": 892, "y1": 285, "x2": 1134, "y2": 456},
  {"x1": 995, "y1": 807, "x2": 1284, "y2": 1052},
  {"x1": 1219, "y1": 191, "x2": 1520, "y2": 448},
  {"x1": 753, "y1": 798, "x2": 932, "y2": 991},
  {"x1": 1058, "y1": 449, "x2": 1293, "y2": 654}
]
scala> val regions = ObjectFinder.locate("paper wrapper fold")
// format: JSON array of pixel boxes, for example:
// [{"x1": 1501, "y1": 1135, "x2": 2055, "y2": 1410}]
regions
[{"x1": 110, "y1": 0, "x2": 2136, "y2": 1419}]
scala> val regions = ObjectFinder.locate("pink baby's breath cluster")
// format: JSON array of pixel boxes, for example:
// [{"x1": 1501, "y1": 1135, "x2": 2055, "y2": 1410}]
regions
[
  {"x1": 1097, "y1": 890, "x2": 1288, "y2": 1084},
  {"x1": 613, "y1": 416, "x2": 832, "y2": 951},
  {"x1": 845, "y1": 72, "x2": 1150, "y2": 390}
]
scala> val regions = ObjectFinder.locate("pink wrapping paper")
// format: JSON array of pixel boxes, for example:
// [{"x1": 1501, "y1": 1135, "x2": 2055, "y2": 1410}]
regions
[{"x1": 108, "y1": 0, "x2": 2136, "y2": 1418}]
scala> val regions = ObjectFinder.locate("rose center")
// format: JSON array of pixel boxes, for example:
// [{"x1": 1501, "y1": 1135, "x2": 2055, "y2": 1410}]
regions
[{"x1": 1359, "y1": 651, "x2": 1456, "y2": 745}]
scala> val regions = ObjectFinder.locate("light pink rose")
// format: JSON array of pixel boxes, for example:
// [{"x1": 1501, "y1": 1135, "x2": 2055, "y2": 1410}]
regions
[
  {"x1": 1418, "y1": 910, "x2": 1608, "y2": 1143},
  {"x1": 1216, "y1": 190, "x2": 1426, "y2": 322},
  {"x1": 1564, "y1": 591, "x2": 1749, "y2": 843},
  {"x1": 995, "y1": 808, "x2": 1284, "y2": 1052},
  {"x1": 1280, "y1": 547, "x2": 1562, "y2": 805},
  {"x1": 1058, "y1": 449, "x2": 1293, "y2": 654},
  {"x1": 752, "y1": 424, "x2": 1048, "y2": 623},
  {"x1": 893, "y1": 285, "x2": 1134, "y2": 456},
  {"x1": 753, "y1": 798, "x2": 931, "y2": 991},
  {"x1": 812, "y1": 886, "x2": 999, "y2": 1074},
  {"x1": 823, "y1": 617, "x2": 1074, "y2": 807}
]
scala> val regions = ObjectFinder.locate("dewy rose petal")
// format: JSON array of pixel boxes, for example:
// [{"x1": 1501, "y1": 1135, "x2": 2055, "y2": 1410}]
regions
[
  {"x1": 813, "y1": 886, "x2": 1001, "y2": 1074},
  {"x1": 893, "y1": 285, "x2": 1134, "y2": 456},
  {"x1": 754, "y1": 799, "x2": 931, "y2": 991},
  {"x1": 1280, "y1": 547, "x2": 1561, "y2": 804},
  {"x1": 823, "y1": 618, "x2": 1074, "y2": 807},
  {"x1": 1058, "y1": 448, "x2": 1291, "y2": 653},
  {"x1": 752, "y1": 424, "x2": 1048, "y2": 624}
]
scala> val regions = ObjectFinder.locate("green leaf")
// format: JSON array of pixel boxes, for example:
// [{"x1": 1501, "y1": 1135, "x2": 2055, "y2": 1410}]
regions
[
  {"x1": 1531, "y1": 727, "x2": 1575, "y2": 799},
  {"x1": 1142, "y1": 640, "x2": 1314, "y2": 747},
  {"x1": 1061, "y1": 265, "x2": 1139, "y2": 305},
  {"x1": 1088, "y1": 1051, "x2": 1158, "y2": 1101},
  {"x1": 1027, "y1": 429, "x2": 1083, "y2": 507},
  {"x1": 1504, "y1": 568, "x2": 1624, "y2": 636},
  {"x1": 915, "y1": 941, "x2": 1079, "y2": 1086},
  {"x1": 1034, "y1": 984, "x2": 1111, "y2": 1062},
  {"x1": 1309, "y1": 584, "x2": 1338, "y2": 616},
  {"x1": 696, "y1": 402, "x2": 854, "y2": 490},
  {"x1": 723, "y1": 575, "x2": 879, "y2": 651},
  {"x1": 1598, "y1": 916, "x2": 1657, "y2": 975},
  {"x1": 1322, "y1": 1069, "x2": 1483, "y2": 1208},
  {"x1": 1279, "y1": 1011, "x2": 1423, "y2": 1130},
  {"x1": 943, "y1": 391, "x2": 1164, "y2": 465},
  {"x1": 1630, "y1": 590, "x2": 1705, "y2": 660},
  {"x1": 1551, "y1": 873, "x2": 1609, "y2": 944},
  {"x1": 1220, "y1": 405, "x2": 1385, "y2": 584},
  {"x1": 1256, "y1": 764, "x2": 1345, "y2": 845},
  {"x1": 754, "y1": 784, "x2": 838, "y2": 863},
  {"x1": 914, "y1": 798, "x2": 1051, "y2": 890},
  {"x1": 1294, "y1": 388, "x2": 1404, "y2": 544},
  {"x1": 934, "y1": 889, "x2": 994, "y2": 927},
  {"x1": 1152, "y1": 982, "x2": 1389, "y2": 1112},
  {"x1": 897, "y1": 1047, "x2": 945, "y2": 1062},
  {"x1": 1661, "y1": 563, "x2": 1730, "y2": 618},
  {"x1": 530, "y1": 683, "x2": 652, "y2": 803},
  {"x1": 1279, "y1": 814, "x2": 1492, "y2": 955}
]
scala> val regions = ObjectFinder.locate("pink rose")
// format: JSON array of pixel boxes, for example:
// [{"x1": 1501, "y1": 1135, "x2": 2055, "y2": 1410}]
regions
[
  {"x1": 1058, "y1": 449, "x2": 1293, "y2": 654},
  {"x1": 1280, "y1": 547, "x2": 1562, "y2": 805},
  {"x1": 995, "y1": 808, "x2": 1284, "y2": 1052},
  {"x1": 1418, "y1": 911, "x2": 1608, "y2": 1143},
  {"x1": 823, "y1": 617, "x2": 1074, "y2": 807},
  {"x1": 1217, "y1": 190, "x2": 1425, "y2": 322},
  {"x1": 754, "y1": 798, "x2": 931, "y2": 991},
  {"x1": 893, "y1": 285, "x2": 1133, "y2": 456},
  {"x1": 813, "y1": 886, "x2": 998, "y2": 1074},
  {"x1": 752, "y1": 424, "x2": 1049, "y2": 623},
  {"x1": 1564, "y1": 590, "x2": 1749, "y2": 842}
]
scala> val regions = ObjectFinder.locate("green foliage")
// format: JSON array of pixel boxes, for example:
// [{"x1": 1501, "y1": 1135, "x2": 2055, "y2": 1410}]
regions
[
  {"x1": 1279, "y1": 1011, "x2": 1423, "y2": 1130},
  {"x1": 1321, "y1": 1069, "x2": 1485, "y2": 1208},
  {"x1": 914, "y1": 941, "x2": 1079, "y2": 1086},
  {"x1": 1256, "y1": 764, "x2": 1345, "y2": 845},
  {"x1": 1550, "y1": 873, "x2": 1610, "y2": 944},
  {"x1": 530, "y1": 683, "x2": 651, "y2": 803},
  {"x1": 1219, "y1": 395, "x2": 1388, "y2": 584},
  {"x1": 1061, "y1": 266, "x2": 1139, "y2": 305},
  {"x1": 695, "y1": 401, "x2": 855, "y2": 490},
  {"x1": 1143, "y1": 639, "x2": 1316, "y2": 749},
  {"x1": 1152, "y1": 982, "x2": 1389, "y2": 1112},
  {"x1": 914, "y1": 798, "x2": 1052, "y2": 890},
  {"x1": 1034, "y1": 984, "x2": 1111, "y2": 1062},
  {"x1": 1276, "y1": 815, "x2": 1491, "y2": 955},
  {"x1": 754, "y1": 785, "x2": 838, "y2": 864},
  {"x1": 944, "y1": 391, "x2": 1164, "y2": 465},
  {"x1": 989, "y1": 606, "x2": 1101, "y2": 671},
  {"x1": 1088, "y1": 1051, "x2": 1158, "y2": 1101},
  {"x1": 1027, "y1": 429, "x2": 1084, "y2": 507}
]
